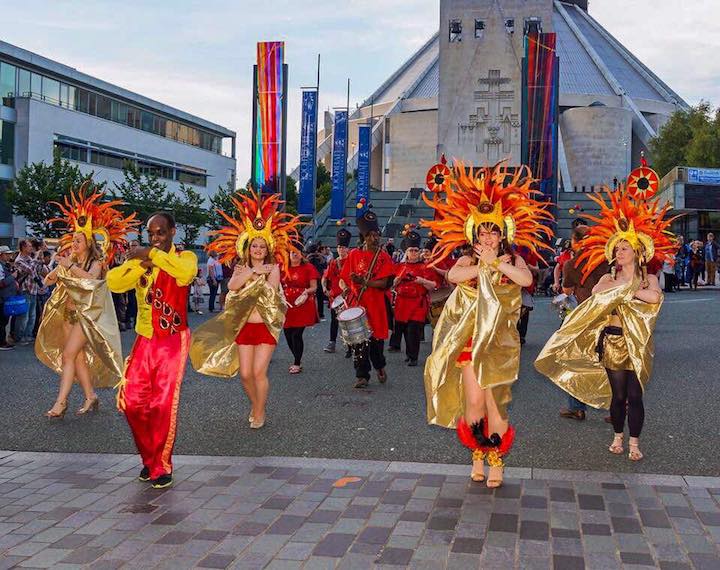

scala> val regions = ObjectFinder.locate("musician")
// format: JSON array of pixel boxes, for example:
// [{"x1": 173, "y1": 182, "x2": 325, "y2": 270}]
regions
[
  {"x1": 339, "y1": 211, "x2": 395, "y2": 389},
  {"x1": 322, "y1": 229, "x2": 351, "y2": 355},
  {"x1": 388, "y1": 231, "x2": 435, "y2": 366}
]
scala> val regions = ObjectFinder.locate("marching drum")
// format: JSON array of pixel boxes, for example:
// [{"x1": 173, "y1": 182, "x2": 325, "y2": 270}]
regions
[
  {"x1": 337, "y1": 307, "x2": 371, "y2": 346},
  {"x1": 330, "y1": 296, "x2": 346, "y2": 314}
]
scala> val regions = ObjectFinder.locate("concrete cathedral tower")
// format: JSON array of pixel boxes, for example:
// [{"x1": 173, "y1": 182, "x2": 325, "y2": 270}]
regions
[{"x1": 437, "y1": 0, "x2": 554, "y2": 165}]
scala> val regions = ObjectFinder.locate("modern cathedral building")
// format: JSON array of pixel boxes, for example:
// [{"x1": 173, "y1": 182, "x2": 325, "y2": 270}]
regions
[
  {"x1": 311, "y1": 0, "x2": 687, "y2": 234},
  {"x1": 0, "y1": 41, "x2": 237, "y2": 244}
]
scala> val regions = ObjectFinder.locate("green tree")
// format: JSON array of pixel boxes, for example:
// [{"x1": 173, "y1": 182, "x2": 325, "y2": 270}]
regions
[
  {"x1": 285, "y1": 176, "x2": 298, "y2": 215},
  {"x1": 112, "y1": 163, "x2": 172, "y2": 240},
  {"x1": 172, "y1": 183, "x2": 210, "y2": 248},
  {"x1": 315, "y1": 162, "x2": 332, "y2": 212},
  {"x1": 649, "y1": 101, "x2": 716, "y2": 176},
  {"x1": 208, "y1": 180, "x2": 248, "y2": 231},
  {"x1": 7, "y1": 150, "x2": 105, "y2": 237}
]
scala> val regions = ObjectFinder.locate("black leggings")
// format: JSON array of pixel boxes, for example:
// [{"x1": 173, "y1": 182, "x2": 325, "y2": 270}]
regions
[
  {"x1": 284, "y1": 327, "x2": 305, "y2": 366},
  {"x1": 606, "y1": 368, "x2": 644, "y2": 438},
  {"x1": 330, "y1": 310, "x2": 339, "y2": 343}
]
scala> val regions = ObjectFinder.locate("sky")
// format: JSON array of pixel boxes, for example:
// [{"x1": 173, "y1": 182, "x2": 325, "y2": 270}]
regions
[{"x1": 4, "y1": 0, "x2": 719, "y2": 187}]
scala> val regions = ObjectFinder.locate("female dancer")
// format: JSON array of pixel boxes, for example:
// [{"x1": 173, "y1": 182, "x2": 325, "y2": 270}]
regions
[
  {"x1": 189, "y1": 190, "x2": 301, "y2": 429},
  {"x1": 536, "y1": 185, "x2": 674, "y2": 461},
  {"x1": 282, "y1": 246, "x2": 319, "y2": 374},
  {"x1": 38, "y1": 185, "x2": 136, "y2": 417},
  {"x1": 423, "y1": 163, "x2": 552, "y2": 487}
]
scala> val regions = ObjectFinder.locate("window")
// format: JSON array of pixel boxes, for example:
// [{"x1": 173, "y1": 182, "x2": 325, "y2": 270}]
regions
[
  {"x1": 127, "y1": 106, "x2": 141, "y2": 129},
  {"x1": 90, "y1": 149, "x2": 128, "y2": 170},
  {"x1": 96, "y1": 95, "x2": 111, "y2": 120},
  {"x1": 55, "y1": 142, "x2": 86, "y2": 162},
  {"x1": 17, "y1": 68, "x2": 30, "y2": 96},
  {"x1": 41, "y1": 77, "x2": 60, "y2": 103},
  {"x1": 0, "y1": 120, "x2": 15, "y2": 166},
  {"x1": 474, "y1": 20, "x2": 485, "y2": 39},
  {"x1": 138, "y1": 160, "x2": 173, "y2": 180},
  {"x1": 449, "y1": 19, "x2": 462, "y2": 42},
  {"x1": 87, "y1": 92, "x2": 97, "y2": 115},
  {"x1": 76, "y1": 88, "x2": 89, "y2": 113},
  {"x1": 0, "y1": 180, "x2": 12, "y2": 223},
  {"x1": 176, "y1": 169, "x2": 207, "y2": 187},
  {"x1": 0, "y1": 62, "x2": 16, "y2": 103},
  {"x1": 30, "y1": 72, "x2": 42, "y2": 96},
  {"x1": 140, "y1": 111, "x2": 154, "y2": 133}
]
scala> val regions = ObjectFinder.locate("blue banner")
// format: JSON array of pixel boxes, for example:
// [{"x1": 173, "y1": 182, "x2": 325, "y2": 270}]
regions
[
  {"x1": 356, "y1": 124, "x2": 371, "y2": 216},
  {"x1": 298, "y1": 90, "x2": 318, "y2": 215},
  {"x1": 330, "y1": 110, "x2": 348, "y2": 220},
  {"x1": 687, "y1": 167, "x2": 720, "y2": 185}
]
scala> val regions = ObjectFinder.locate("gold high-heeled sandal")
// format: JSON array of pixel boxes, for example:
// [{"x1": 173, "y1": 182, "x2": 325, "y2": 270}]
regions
[
  {"x1": 77, "y1": 396, "x2": 99, "y2": 415},
  {"x1": 45, "y1": 401, "x2": 68, "y2": 419},
  {"x1": 471, "y1": 449, "x2": 485, "y2": 482},
  {"x1": 628, "y1": 439, "x2": 643, "y2": 461},
  {"x1": 609, "y1": 433, "x2": 624, "y2": 455},
  {"x1": 486, "y1": 450, "x2": 504, "y2": 489}
]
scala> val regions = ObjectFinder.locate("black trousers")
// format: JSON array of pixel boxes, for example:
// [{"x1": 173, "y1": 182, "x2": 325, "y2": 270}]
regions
[
  {"x1": 316, "y1": 287, "x2": 325, "y2": 318},
  {"x1": 284, "y1": 326, "x2": 305, "y2": 366},
  {"x1": 390, "y1": 320, "x2": 422, "y2": 361},
  {"x1": 329, "y1": 309, "x2": 339, "y2": 342},
  {"x1": 606, "y1": 368, "x2": 644, "y2": 438},
  {"x1": 517, "y1": 306, "x2": 531, "y2": 340},
  {"x1": 126, "y1": 291, "x2": 137, "y2": 324},
  {"x1": 354, "y1": 338, "x2": 386, "y2": 380},
  {"x1": 208, "y1": 281, "x2": 219, "y2": 312}
]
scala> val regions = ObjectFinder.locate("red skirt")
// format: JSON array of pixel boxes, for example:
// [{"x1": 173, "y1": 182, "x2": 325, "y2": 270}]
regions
[
  {"x1": 235, "y1": 322, "x2": 277, "y2": 346},
  {"x1": 457, "y1": 337, "x2": 472, "y2": 366}
]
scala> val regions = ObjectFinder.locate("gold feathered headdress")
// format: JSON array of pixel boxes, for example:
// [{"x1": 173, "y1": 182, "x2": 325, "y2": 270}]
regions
[
  {"x1": 50, "y1": 181, "x2": 139, "y2": 265},
  {"x1": 575, "y1": 185, "x2": 677, "y2": 282},
  {"x1": 421, "y1": 161, "x2": 554, "y2": 264},
  {"x1": 207, "y1": 189, "x2": 303, "y2": 272}
]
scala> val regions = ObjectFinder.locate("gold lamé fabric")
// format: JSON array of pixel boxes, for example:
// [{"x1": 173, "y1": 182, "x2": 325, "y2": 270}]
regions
[
  {"x1": 35, "y1": 267, "x2": 123, "y2": 388},
  {"x1": 534, "y1": 278, "x2": 662, "y2": 409},
  {"x1": 424, "y1": 267, "x2": 521, "y2": 428},
  {"x1": 601, "y1": 331, "x2": 632, "y2": 370},
  {"x1": 189, "y1": 277, "x2": 286, "y2": 378}
]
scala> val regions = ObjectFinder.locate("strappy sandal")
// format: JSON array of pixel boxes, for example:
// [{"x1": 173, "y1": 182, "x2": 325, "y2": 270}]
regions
[
  {"x1": 628, "y1": 438, "x2": 643, "y2": 461},
  {"x1": 471, "y1": 449, "x2": 485, "y2": 482},
  {"x1": 609, "y1": 433, "x2": 624, "y2": 455},
  {"x1": 486, "y1": 450, "x2": 504, "y2": 488},
  {"x1": 289, "y1": 365, "x2": 302, "y2": 374}
]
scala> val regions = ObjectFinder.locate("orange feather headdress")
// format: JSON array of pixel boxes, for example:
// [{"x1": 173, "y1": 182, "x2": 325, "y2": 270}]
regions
[
  {"x1": 575, "y1": 185, "x2": 677, "y2": 282},
  {"x1": 50, "y1": 180, "x2": 139, "y2": 265},
  {"x1": 206, "y1": 189, "x2": 303, "y2": 272},
  {"x1": 421, "y1": 161, "x2": 554, "y2": 264}
]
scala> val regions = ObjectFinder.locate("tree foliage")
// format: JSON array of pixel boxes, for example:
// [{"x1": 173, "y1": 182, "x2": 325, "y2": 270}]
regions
[
  {"x1": 649, "y1": 101, "x2": 720, "y2": 177},
  {"x1": 315, "y1": 162, "x2": 332, "y2": 211},
  {"x1": 7, "y1": 150, "x2": 105, "y2": 237},
  {"x1": 112, "y1": 163, "x2": 172, "y2": 237},
  {"x1": 172, "y1": 183, "x2": 210, "y2": 248}
]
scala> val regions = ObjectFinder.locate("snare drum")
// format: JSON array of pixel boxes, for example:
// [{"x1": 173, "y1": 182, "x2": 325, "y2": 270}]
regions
[
  {"x1": 337, "y1": 307, "x2": 371, "y2": 346},
  {"x1": 331, "y1": 296, "x2": 346, "y2": 314}
]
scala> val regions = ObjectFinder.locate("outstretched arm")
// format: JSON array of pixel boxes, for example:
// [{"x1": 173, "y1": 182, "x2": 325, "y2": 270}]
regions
[
  {"x1": 148, "y1": 249, "x2": 197, "y2": 286},
  {"x1": 107, "y1": 259, "x2": 145, "y2": 292}
]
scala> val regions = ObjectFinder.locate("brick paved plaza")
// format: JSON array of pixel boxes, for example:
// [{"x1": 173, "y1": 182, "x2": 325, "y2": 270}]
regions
[{"x1": 0, "y1": 451, "x2": 719, "y2": 569}]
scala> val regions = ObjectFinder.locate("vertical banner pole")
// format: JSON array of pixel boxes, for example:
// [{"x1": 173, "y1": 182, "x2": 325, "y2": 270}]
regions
[
  {"x1": 330, "y1": 110, "x2": 348, "y2": 220},
  {"x1": 280, "y1": 63, "x2": 288, "y2": 202},
  {"x1": 356, "y1": 124, "x2": 371, "y2": 216},
  {"x1": 298, "y1": 90, "x2": 319, "y2": 215},
  {"x1": 251, "y1": 65, "x2": 258, "y2": 191}
]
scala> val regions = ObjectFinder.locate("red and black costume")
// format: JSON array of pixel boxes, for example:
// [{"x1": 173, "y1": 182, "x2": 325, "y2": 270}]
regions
[
  {"x1": 323, "y1": 229, "x2": 351, "y2": 347},
  {"x1": 339, "y1": 212, "x2": 395, "y2": 384},
  {"x1": 108, "y1": 246, "x2": 197, "y2": 484},
  {"x1": 282, "y1": 257, "x2": 320, "y2": 367},
  {"x1": 389, "y1": 231, "x2": 435, "y2": 365}
]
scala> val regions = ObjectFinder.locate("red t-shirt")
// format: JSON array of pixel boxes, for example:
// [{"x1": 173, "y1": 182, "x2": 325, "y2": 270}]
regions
[
  {"x1": 282, "y1": 263, "x2": 320, "y2": 328},
  {"x1": 340, "y1": 248, "x2": 395, "y2": 339},
  {"x1": 393, "y1": 262, "x2": 434, "y2": 323},
  {"x1": 323, "y1": 257, "x2": 346, "y2": 300}
]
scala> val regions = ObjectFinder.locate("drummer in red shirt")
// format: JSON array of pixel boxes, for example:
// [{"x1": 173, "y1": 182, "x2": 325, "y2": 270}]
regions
[
  {"x1": 388, "y1": 231, "x2": 436, "y2": 366},
  {"x1": 282, "y1": 244, "x2": 320, "y2": 374},
  {"x1": 322, "y1": 229, "x2": 351, "y2": 355},
  {"x1": 339, "y1": 211, "x2": 395, "y2": 388}
]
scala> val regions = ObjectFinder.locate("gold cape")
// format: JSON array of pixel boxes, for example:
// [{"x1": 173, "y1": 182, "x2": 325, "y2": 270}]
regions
[
  {"x1": 189, "y1": 276, "x2": 286, "y2": 378},
  {"x1": 424, "y1": 267, "x2": 521, "y2": 428},
  {"x1": 35, "y1": 267, "x2": 123, "y2": 388},
  {"x1": 534, "y1": 277, "x2": 662, "y2": 409}
]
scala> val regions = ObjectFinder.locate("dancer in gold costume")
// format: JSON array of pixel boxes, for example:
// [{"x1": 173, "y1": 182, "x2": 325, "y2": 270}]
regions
[
  {"x1": 38, "y1": 183, "x2": 138, "y2": 418},
  {"x1": 536, "y1": 185, "x2": 675, "y2": 461},
  {"x1": 189, "y1": 190, "x2": 301, "y2": 429},
  {"x1": 423, "y1": 163, "x2": 553, "y2": 487}
]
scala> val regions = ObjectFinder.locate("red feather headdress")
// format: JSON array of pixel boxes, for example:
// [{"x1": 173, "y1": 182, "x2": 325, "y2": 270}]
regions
[
  {"x1": 206, "y1": 189, "x2": 303, "y2": 273},
  {"x1": 50, "y1": 180, "x2": 139, "y2": 265},
  {"x1": 575, "y1": 185, "x2": 677, "y2": 282},
  {"x1": 421, "y1": 161, "x2": 554, "y2": 264}
]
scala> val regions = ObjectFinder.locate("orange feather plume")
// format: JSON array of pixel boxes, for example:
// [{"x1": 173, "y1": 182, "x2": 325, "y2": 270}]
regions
[
  {"x1": 50, "y1": 180, "x2": 139, "y2": 265},
  {"x1": 206, "y1": 188, "x2": 303, "y2": 273},
  {"x1": 421, "y1": 161, "x2": 554, "y2": 265},
  {"x1": 575, "y1": 185, "x2": 677, "y2": 282}
]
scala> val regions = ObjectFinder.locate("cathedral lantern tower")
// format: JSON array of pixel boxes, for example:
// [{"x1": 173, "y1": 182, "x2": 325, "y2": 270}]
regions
[{"x1": 437, "y1": 0, "x2": 554, "y2": 165}]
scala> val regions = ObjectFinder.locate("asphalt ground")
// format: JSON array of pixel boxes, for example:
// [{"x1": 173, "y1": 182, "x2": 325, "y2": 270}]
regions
[{"x1": 0, "y1": 289, "x2": 718, "y2": 476}]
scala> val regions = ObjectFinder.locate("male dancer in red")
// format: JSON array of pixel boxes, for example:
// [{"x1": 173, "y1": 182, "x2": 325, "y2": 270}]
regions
[
  {"x1": 107, "y1": 212, "x2": 197, "y2": 488},
  {"x1": 339, "y1": 211, "x2": 395, "y2": 388},
  {"x1": 322, "y1": 228, "x2": 351, "y2": 355},
  {"x1": 388, "y1": 231, "x2": 436, "y2": 366}
]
